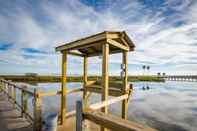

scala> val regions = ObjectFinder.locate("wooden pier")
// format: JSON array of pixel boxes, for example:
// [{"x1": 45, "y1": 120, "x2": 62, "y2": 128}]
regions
[
  {"x1": 0, "y1": 31, "x2": 157, "y2": 131},
  {"x1": 162, "y1": 75, "x2": 197, "y2": 82}
]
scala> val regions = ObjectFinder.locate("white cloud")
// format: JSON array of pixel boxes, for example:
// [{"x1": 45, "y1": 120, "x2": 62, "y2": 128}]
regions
[{"x1": 0, "y1": 0, "x2": 197, "y2": 75}]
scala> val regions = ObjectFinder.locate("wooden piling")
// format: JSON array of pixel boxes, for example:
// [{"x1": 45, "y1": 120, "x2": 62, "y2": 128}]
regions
[
  {"x1": 61, "y1": 51, "x2": 67, "y2": 124},
  {"x1": 101, "y1": 43, "x2": 109, "y2": 131},
  {"x1": 122, "y1": 51, "x2": 128, "y2": 119},
  {"x1": 21, "y1": 89, "x2": 28, "y2": 117},
  {"x1": 33, "y1": 89, "x2": 42, "y2": 131},
  {"x1": 83, "y1": 56, "x2": 89, "y2": 107}
]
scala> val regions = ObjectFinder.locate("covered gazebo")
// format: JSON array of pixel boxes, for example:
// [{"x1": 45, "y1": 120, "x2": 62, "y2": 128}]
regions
[{"x1": 55, "y1": 31, "x2": 135, "y2": 128}]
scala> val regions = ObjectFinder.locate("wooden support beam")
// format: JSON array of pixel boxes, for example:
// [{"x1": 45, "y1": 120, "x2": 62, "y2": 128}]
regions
[
  {"x1": 101, "y1": 43, "x2": 109, "y2": 131},
  {"x1": 107, "y1": 39, "x2": 129, "y2": 51},
  {"x1": 89, "y1": 94, "x2": 128, "y2": 111},
  {"x1": 84, "y1": 111, "x2": 158, "y2": 131},
  {"x1": 33, "y1": 89, "x2": 42, "y2": 131},
  {"x1": 68, "y1": 51, "x2": 84, "y2": 57},
  {"x1": 122, "y1": 51, "x2": 129, "y2": 119},
  {"x1": 56, "y1": 33, "x2": 106, "y2": 51},
  {"x1": 61, "y1": 51, "x2": 67, "y2": 124},
  {"x1": 83, "y1": 56, "x2": 89, "y2": 107},
  {"x1": 86, "y1": 85, "x2": 122, "y2": 96}
]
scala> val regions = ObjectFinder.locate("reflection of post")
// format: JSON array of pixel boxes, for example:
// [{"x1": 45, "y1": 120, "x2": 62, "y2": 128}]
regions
[
  {"x1": 122, "y1": 51, "x2": 128, "y2": 119},
  {"x1": 101, "y1": 43, "x2": 109, "y2": 131}
]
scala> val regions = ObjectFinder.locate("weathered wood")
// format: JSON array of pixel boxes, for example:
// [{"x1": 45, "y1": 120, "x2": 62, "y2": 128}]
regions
[
  {"x1": 83, "y1": 56, "x2": 89, "y2": 107},
  {"x1": 76, "y1": 101, "x2": 83, "y2": 131},
  {"x1": 56, "y1": 31, "x2": 135, "y2": 55},
  {"x1": 68, "y1": 51, "x2": 84, "y2": 57},
  {"x1": 107, "y1": 39, "x2": 129, "y2": 51},
  {"x1": 84, "y1": 111, "x2": 157, "y2": 131},
  {"x1": 21, "y1": 90, "x2": 25, "y2": 117},
  {"x1": 56, "y1": 32, "x2": 106, "y2": 51},
  {"x1": 33, "y1": 89, "x2": 42, "y2": 131},
  {"x1": 86, "y1": 85, "x2": 122, "y2": 96},
  {"x1": 65, "y1": 94, "x2": 128, "y2": 119},
  {"x1": 122, "y1": 51, "x2": 129, "y2": 119},
  {"x1": 101, "y1": 43, "x2": 109, "y2": 131},
  {"x1": 13, "y1": 86, "x2": 16, "y2": 108},
  {"x1": 61, "y1": 51, "x2": 67, "y2": 124},
  {"x1": 38, "y1": 88, "x2": 83, "y2": 97},
  {"x1": 89, "y1": 94, "x2": 128, "y2": 111}
]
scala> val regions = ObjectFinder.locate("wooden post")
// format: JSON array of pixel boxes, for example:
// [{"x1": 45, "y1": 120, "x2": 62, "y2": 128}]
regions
[
  {"x1": 76, "y1": 101, "x2": 83, "y2": 131},
  {"x1": 83, "y1": 56, "x2": 89, "y2": 107},
  {"x1": 13, "y1": 87, "x2": 16, "y2": 108},
  {"x1": 0, "y1": 80, "x2": 2, "y2": 91},
  {"x1": 122, "y1": 51, "x2": 128, "y2": 119},
  {"x1": 33, "y1": 89, "x2": 42, "y2": 131},
  {"x1": 21, "y1": 89, "x2": 28, "y2": 117},
  {"x1": 24, "y1": 91, "x2": 28, "y2": 117},
  {"x1": 101, "y1": 43, "x2": 109, "y2": 131},
  {"x1": 61, "y1": 51, "x2": 67, "y2": 124},
  {"x1": 8, "y1": 83, "x2": 12, "y2": 100}
]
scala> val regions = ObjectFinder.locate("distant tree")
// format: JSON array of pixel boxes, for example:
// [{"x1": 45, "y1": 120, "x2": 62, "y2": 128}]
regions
[
  {"x1": 157, "y1": 72, "x2": 161, "y2": 76},
  {"x1": 142, "y1": 65, "x2": 146, "y2": 75},
  {"x1": 146, "y1": 66, "x2": 150, "y2": 76},
  {"x1": 162, "y1": 72, "x2": 166, "y2": 76}
]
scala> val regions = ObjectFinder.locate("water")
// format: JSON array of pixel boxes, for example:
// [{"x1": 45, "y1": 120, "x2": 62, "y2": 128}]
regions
[{"x1": 16, "y1": 81, "x2": 197, "y2": 131}]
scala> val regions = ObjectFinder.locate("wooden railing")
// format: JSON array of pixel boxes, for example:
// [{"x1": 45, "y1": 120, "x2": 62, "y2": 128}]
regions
[
  {"x1": 0, "y1": 79, "x2": 83, "y2": 131},
  {"x1": 0, "y1": 79, "x2": 42, "y2": 131},
  {"x1": 76, "y1": 94, "x2": 158, "y2": 131}
]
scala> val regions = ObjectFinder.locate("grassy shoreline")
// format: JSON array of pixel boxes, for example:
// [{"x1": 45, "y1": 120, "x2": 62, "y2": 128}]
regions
[{"x1": 0, "y1": 75, "x2": 164, "y2": 83}]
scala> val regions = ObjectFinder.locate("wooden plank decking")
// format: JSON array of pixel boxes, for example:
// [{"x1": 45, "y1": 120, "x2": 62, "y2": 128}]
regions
[{"x1": 0, "y1": 92, "x2": 32, "y2": 131}]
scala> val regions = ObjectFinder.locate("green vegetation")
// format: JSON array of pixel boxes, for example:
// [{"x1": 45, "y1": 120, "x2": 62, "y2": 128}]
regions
[{"x1": 0, "y1": 75, "x2": 164, "y2": 83}]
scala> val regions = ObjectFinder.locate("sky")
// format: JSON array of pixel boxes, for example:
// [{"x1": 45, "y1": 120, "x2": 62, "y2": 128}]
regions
[{"x1": 0, "y1": 0, "x2": 197, "y2": 76}]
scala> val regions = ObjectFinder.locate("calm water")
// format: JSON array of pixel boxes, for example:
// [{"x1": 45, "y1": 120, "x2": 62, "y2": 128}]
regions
[{"x1": 16, "y1": 81, "x2": 197, "y2": 131}]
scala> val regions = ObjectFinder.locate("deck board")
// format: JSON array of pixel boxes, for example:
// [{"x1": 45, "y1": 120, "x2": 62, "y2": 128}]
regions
[{"x1": 0, "y1": 92, "x2": 32, "y2": 131}]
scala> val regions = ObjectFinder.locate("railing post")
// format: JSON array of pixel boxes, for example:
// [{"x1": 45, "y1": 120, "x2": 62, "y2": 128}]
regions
[
  {"x1": 21, "y1": 89, "x2": 25, "y2": 117},
  {"x1": 33, "y1": 89, "x2": 42, "y2": 131},
  {"x1": 13, "y1": 86, "x2": 16, "y2": 108},
  {"x1": 21, "y1": 86, "x2": 28, "y2": 118},
  {"x1": 8, "y1": 81, "x2": 12, "y2": 100},
  {"x1": 76, "y1": 100, "x2": 83, "y2": 131},
  {"x1": 0, "y1": 80, "x2": 2, "y2": 92}
]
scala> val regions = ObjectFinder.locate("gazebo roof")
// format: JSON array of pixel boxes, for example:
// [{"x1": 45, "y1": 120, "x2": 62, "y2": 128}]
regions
[{"x1": 55, "y1": 31, "x2": 135, "y2": 57}]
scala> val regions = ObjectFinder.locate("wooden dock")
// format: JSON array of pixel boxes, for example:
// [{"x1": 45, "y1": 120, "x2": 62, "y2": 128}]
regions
[
  {"x1": 0, "y1": 92, "x2": 32, "y2": 131},
  {"x1": 0, "y1": 31, "x2": 158, "y2": 131}
]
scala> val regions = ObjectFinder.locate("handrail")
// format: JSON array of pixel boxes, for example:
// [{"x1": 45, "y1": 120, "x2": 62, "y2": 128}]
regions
[
  {"x1": 0, "y1": 78, "x2": 84, "y2": 131},
  {"x1": 38, "y1": 88, "x2": 83, "y2": 97},
  {"x1": 0, "y1": 79, "x2": 34, "y2": 96}
]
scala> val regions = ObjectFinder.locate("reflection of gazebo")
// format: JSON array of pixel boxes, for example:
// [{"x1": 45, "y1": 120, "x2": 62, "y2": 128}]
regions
[{"x1": 55, "y1": 31, "x2": 137, "y2": 130}]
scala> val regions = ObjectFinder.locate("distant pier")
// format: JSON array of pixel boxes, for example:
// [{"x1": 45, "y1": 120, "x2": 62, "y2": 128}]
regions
[{"x1": 162, "y1": 75, "x2": 197, "y2": 82}]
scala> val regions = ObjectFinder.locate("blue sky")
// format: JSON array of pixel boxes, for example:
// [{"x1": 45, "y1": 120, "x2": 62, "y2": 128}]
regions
[{"x1": 0, "y1": 0, "x2": 197, "y2": 75}]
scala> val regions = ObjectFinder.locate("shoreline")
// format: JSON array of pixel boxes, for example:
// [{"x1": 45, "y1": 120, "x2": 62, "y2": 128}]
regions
[{"x1": 0, "y1": 75, "x2": 164, "y2": 83}]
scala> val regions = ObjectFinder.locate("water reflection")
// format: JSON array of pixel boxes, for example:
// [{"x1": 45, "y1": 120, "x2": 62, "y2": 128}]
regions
[
  {"x1": 142, "y1": 82, "x2": 150, "y2": 90},
  {"x1": 16, "y1": 81, "x2": 197, "y2": 131}
]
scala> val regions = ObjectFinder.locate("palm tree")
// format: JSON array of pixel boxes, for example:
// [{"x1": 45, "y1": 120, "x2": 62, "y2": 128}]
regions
[
  {"x1": 142, "y1": 65, "x2": 146, "y2": 76},
  {"x1": 146, "y1": 66, "x2": 150, "y2": 76}
]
